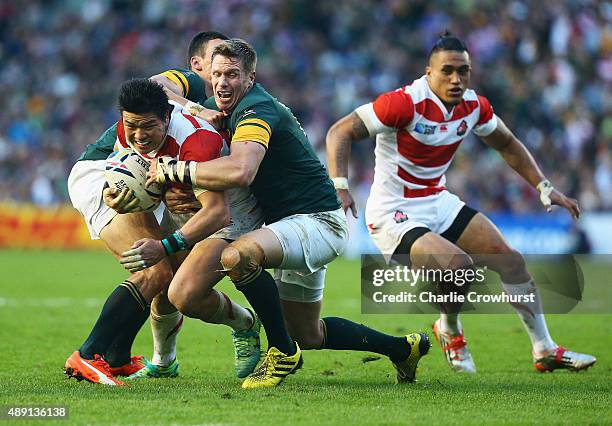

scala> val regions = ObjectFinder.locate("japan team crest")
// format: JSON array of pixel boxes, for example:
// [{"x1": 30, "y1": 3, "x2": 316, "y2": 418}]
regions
[{"x1": 457, "y1": 120, "x2": 468, "y2": 136}]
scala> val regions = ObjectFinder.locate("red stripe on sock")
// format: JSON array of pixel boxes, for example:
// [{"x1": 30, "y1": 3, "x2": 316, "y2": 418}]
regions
[
  {"x1": 165, "y1": 315, "x2": 184, "y2": 341},
  {"x1": 222, "y1": 293, "x2": 235, "y2": 320}
]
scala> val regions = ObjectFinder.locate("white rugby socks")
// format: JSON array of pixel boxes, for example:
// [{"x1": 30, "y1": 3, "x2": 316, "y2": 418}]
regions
[
  {"x1": 502, "y1": 279, "x2": 556, "y2": 356},
  {"x1": 207, "y1": 291, "x2": 254, "y2": 332},
  {"x1": 150, "y1": 309, "x2": 183, "y2": 367}
]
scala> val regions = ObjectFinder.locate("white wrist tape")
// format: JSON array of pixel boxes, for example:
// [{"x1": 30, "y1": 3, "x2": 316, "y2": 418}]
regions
[
  {"x1": 537, "y1": 180, "x2": 554, "y2": 206},
  {"x1": 332, "y1": 177, "x2": 349, "y2": 190},
  {"x1": 185, "y1": 101, "x2": 205, "y2": 117}
]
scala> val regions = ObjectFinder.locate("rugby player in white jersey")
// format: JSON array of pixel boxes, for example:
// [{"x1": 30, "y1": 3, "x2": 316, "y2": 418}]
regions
[
  {"x1": 65, "y1": 77, "x2": 263, "y2": 385},
  {"x1": 326, "y1": 32, "x2": 596, "y2": 374}
]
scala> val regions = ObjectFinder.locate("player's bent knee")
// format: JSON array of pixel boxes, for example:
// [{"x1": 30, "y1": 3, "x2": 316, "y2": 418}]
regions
[
  {"x1": 490, "y1": 247, "x2": 527, "y2": 277},
  {"x1": 220, "y1": 239, "x2": 266, "y2": 284},
  {"x1": 447, "y1": 253, "x2": 474, "y2": 271},
  {"x1": 220, "y1": 246, "x2": 241, "y2": 272},
  {"x1": 167, "y1": 281, "x2": 213, "y2": 319},
  {"x1": 166, "y1": 283, "x2": 188, "y2": 313}
]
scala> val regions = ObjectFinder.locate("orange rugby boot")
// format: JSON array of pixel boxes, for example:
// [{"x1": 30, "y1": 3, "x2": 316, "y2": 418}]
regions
[{"x1": 64, "y1": 351, "x2": 124, "y2": 386}]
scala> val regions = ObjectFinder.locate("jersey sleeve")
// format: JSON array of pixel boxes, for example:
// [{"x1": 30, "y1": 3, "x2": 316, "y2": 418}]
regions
[
  {"x1": 158, "y1": 68, "x2": 206, "y2": 102},
  {"x1": 472, "y1": 95, "x2": 498, "y2": 137},
  {"x1": 179, "y1": 129, "x2": 224, "y2": 162},
  {"x1": 355, "y1": 89, "x2": 414, "y2": 136},
  {"x1": 231, "y1": 102, "x2": 279, "y2": 149}
]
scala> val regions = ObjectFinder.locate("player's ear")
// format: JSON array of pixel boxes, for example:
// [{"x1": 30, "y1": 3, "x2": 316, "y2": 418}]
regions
[
  {"x1": 248, "y1": 72, "x2": 256, "y2": 88},
  {"x1": 426, "y1": 65, "x2": 432, "y2": 78},
  {"x1": 190, "y1": 55, "x2": 203, "y2": 71}
]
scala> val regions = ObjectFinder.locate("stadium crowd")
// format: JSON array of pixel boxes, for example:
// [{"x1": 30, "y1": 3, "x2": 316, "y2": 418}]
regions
[{"x1": 0, "y1": 0, "x2": 610, "y2": 215}]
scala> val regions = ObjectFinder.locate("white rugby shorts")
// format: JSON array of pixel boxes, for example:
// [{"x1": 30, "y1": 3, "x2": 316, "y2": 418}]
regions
[
  {"x1": 68, "y1": 160, "x2": 166, "y2": 239},
  {"x1": 365, "y1": 190, "x2": 466, "y2": 256},
  {"x1": 266, "y1": 208, "x2": 348, "y2": 302},
  {"x1": 68, "y1": 160, "x2": 263, "y2": 241}
]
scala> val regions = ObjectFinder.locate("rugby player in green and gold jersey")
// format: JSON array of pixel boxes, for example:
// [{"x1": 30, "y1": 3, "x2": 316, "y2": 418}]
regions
[
  {"x1": 65, "y1": 32, "x2": 264, "y2": 385},
  {"x1": 146, "y1": 38, "x2": 430, "y2": 389},
  {"x1": 79, "y1": 31, "x2": 225, "y2": 164}
]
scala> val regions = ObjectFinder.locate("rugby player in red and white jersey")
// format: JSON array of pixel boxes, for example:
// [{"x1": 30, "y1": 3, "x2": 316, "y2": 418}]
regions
[
  {"x1": 65, "y1": 78, "x2": 263, "y2": 385},
  {"x1": 326, "y1": 33, "x2": 596, "y2": 374}
]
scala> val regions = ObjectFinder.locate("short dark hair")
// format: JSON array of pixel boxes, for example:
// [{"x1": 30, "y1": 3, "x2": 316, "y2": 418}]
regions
[
  {"x1": 212, "y1": 38, "x2": 257, "y2": 73},
  {"x1": 187, "y1": 31, "x2": 230, "y2": 65},
  {"x1": 118, "y1": 78, "x2": 171, "y2": 120},
  {"x1": 428, "y1": 31, "x2": 469, "y2": 61}
]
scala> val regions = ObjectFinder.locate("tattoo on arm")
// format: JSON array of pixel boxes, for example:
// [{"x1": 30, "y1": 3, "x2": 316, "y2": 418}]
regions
[
  {"x1": 327, "y1": 112, "x2": 371, "y2": 178},
  {"x1": 350, "y1": 112, "x2": 370, "y2": 139}
]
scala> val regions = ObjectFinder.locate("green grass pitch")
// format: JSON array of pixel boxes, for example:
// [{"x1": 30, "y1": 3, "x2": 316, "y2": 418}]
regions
[{"x1": 0, "y1": 249, "x2": 610, "y2": 425}]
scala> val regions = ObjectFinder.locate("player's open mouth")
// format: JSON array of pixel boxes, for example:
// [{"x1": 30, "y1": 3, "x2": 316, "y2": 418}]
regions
[
  {"x1": 217, "y1": 91, "x2": 232, "y2": 99},
  {"x1": 449, "y1": 88, "x2": 462, "y2": 95},
  {"x1": 135, "y1": 140, "x2": 152, "y2": 147}
]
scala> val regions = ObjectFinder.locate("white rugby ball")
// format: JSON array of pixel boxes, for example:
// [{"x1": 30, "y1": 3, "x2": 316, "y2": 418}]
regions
[{"x1": 105, "y1": 148, "x2": 162, "y2": 212}]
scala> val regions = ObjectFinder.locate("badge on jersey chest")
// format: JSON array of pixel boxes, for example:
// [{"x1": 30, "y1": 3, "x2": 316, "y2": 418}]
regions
[{"x1": 457, "y1": 120, "x2": 468, "y2": 136}]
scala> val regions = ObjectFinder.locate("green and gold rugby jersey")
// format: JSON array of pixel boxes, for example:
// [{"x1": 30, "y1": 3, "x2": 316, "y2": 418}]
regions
[
  {"x1": 204, "y1": 83, "x2": 340, "y2": 223},
  {"x1": 78, "y1": 69, "x2": 206, "y2": 161}
]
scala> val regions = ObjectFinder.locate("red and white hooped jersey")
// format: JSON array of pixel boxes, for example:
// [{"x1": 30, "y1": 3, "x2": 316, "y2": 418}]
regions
[
  {"x1": 355, "y1": 75, "x2": 497, "y2": 203},
  {"x1": 115, "y1": 101, "x2": 262, "y2": 234},
  {"x1": 116, "y1": 101, "x2": 226, "y2": 163}
]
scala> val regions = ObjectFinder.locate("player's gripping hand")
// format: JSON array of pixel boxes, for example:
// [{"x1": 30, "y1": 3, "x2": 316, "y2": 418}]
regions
[
  {"x1": 163, "y1": 186, "x2": 201, "y2": 214},
  {"x1": 120, "y1": 238, "x2": 165, "y2": 272},
  {"x1": 185, "y1": 101, "x2": 226, "y2": 130},
  {"x1": 338, "y1": 189, "x2": 358, "y2": 218},
  {"x1": 537, "y1": 180, "x2": 581, "y2": 219},
  {"x1": 197, "y1": 108, "x2": 226, "y2": 130},
  {"x1": 103, "y1": 187, "x2": 142, "y2": 213}
]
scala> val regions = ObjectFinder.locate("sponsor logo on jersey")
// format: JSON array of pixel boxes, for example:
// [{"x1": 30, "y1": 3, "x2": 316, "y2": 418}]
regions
[
  {"x1": 242, "y1": 109, "x2": 256, "y2": 118},
  {"x1": 439, "y1": 124, "x2": 448, "y2": 132},
  {"x1": 414, "y1": 123, "x2": 436, "y2": 135},
  {"x1": 457, "y1": 120, "x2": 468, "y2": 136},
  {"x1": 393, "y1": 210, "x2": 409, "y2": 223}
]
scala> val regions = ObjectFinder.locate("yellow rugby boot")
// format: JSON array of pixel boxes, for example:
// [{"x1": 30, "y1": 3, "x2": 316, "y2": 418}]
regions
[
  {"x1": 241, "y1": 343, "x2": 303, "y2": 389},
  {"x1": 392, "y1": 332, "x2": 430, "y2": 383}
]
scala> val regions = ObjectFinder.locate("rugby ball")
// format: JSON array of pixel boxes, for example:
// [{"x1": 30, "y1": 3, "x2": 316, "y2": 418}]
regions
[{"x1": 105, "y1": 148, "x2": 162, "y2": 212}]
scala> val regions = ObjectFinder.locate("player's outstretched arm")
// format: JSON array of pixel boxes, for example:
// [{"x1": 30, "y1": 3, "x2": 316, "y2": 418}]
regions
[
  {"x1": 480, "y1": 117, "x2": 580, "y2": 219},
  {"x1": 326, "y1": 111, "x2": 370, "y2": 218},
  {"x1": 146, "y1": 141, "x2": 266, "y2": 191}
]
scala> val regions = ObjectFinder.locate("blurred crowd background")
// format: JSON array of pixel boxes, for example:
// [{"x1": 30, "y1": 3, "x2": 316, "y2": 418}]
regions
[{"x1": 1, "y1": 0, "x2": 610, "y2": 216}]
